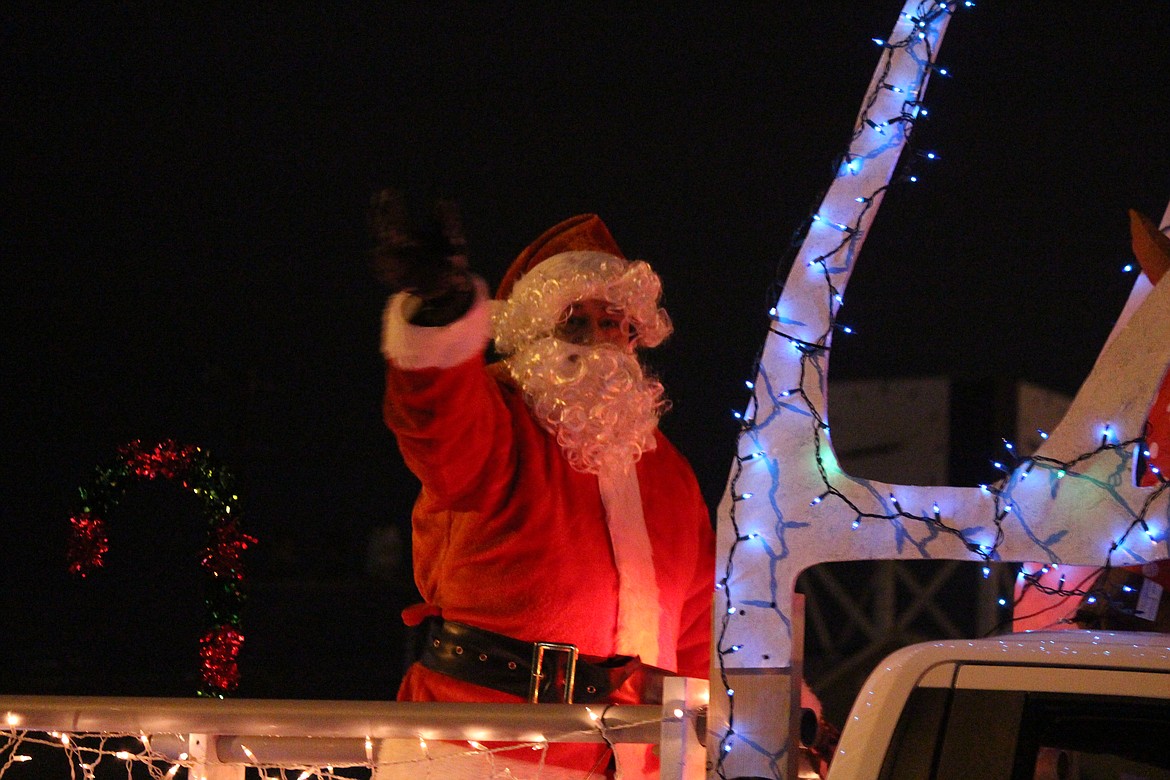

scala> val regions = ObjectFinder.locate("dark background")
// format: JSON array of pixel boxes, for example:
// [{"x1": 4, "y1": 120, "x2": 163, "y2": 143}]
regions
[{"x1": 3, "y1": 4, "x2": 1168, "y2": 699}]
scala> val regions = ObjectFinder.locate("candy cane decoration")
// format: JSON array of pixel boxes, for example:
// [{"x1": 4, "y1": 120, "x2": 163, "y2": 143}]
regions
[
  {"x1": 68, "y1": 439, "x2": 255, "y2": 696},
  {"x1": 710, "y1": 3, "x2": 1169, "y2": 778}
]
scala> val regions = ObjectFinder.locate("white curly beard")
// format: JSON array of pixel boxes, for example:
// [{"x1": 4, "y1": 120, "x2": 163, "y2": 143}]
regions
[{"x1": 505, "y1": 337, "x2": 668, "y2": 475}]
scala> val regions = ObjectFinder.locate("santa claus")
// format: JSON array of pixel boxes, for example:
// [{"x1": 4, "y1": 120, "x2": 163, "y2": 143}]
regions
[{"x1": 373, "y1": 194, "x2": 715, "y2": 779}]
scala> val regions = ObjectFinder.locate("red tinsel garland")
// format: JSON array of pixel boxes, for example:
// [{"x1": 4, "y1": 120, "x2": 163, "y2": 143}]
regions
[
  {"x1": 200, "y1": 625, "x2": 245, "y2": 693},
  {"x1": 202, "y1": 518, "x2": 256, "y2": 580},
  {"x1": 67, "y1": 513, "x2": 109, "y2": 576},
  {"x1": 119, "y1": 439, "x2": 202, "y2": 481},
  {"x1": 67, "y1": 439, "x2": 254, "y2": 696}
]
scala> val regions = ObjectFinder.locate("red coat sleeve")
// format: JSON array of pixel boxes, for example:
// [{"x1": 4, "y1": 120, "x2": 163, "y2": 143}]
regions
[{"x1": 383, "y1": 356, "x2": 518, "y2": 509}]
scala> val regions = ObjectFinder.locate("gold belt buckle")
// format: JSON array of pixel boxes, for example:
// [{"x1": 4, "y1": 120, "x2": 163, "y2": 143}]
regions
[{"x1": 529, "y1": 642, "x2": 579, "y2": 703}]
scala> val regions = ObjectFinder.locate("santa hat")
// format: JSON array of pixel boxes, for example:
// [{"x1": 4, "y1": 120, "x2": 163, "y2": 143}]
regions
[
  {"x1": 491, "y1": 215, "x2": 672, "y2": 355},
  {"x1": 496, "y1": 214, "x2": 624, "y2": 300}
]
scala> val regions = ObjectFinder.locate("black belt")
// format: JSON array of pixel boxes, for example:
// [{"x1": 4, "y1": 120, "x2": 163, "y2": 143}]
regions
[{"x1": 418, "y1": 618, "x2": 647, "y2": 703}]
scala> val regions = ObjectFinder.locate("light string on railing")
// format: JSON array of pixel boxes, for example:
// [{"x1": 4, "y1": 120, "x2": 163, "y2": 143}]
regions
[
  {"x1": 716, "y1": 3, "x2": 961, "y2": 773},
  {"x1": 0, "y1": 709, "x2": 694, "y2": 780}
]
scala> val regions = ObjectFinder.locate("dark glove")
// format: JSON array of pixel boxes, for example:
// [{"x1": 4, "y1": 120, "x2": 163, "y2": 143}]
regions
[{"x1": 370, "y1": 189, "x2": 475, "y2": 325}]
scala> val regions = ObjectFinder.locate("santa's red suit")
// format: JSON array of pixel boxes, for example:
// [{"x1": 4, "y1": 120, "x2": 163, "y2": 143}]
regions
[{"x1": 378, "y1": 216, "x2": 715, "y2": 779}]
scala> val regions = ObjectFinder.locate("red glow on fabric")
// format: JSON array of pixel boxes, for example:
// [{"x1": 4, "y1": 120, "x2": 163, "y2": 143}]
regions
[{"x1": 1141, "y1": 371, "x2": 1170, "y2": 487}]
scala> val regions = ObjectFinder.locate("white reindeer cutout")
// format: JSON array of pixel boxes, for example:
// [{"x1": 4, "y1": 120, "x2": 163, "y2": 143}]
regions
[{"x1": 708, "y1": 3, "x2": 1170, "y2": 778}]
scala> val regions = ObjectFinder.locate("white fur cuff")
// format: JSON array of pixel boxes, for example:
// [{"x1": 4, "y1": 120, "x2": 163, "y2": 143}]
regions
[{"x1": 380, "y1": 277, "x2": 491, "y2": 369}]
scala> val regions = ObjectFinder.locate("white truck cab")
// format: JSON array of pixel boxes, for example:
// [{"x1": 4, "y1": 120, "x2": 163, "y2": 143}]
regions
[{"x1": 825, "y1": 630, "x2": 1170, "y2": 780}]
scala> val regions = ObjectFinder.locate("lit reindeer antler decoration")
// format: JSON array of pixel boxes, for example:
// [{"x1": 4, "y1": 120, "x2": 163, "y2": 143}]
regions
[{"x1": 708, "y1": 3, "x2": 1170, "y2": 778}]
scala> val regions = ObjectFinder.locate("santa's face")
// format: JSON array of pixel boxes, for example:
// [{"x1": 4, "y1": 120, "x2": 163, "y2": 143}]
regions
[{"x1": 554, "y1": 298, "x2": 634, "y2": 351}]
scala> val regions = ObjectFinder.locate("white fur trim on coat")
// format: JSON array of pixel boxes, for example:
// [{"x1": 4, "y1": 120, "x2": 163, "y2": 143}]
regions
[
  {"x1": 381, "y1": 277, "x2": 491, "y2": 369},
  {"x1": 598, "y1": 464, "x2": 662, "y2": 667}
]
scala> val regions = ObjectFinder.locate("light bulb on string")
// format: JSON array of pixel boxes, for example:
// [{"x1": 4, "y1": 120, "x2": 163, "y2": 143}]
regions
[{"x1": 811, "y1": 214, "x2": 856, "y2": 233}]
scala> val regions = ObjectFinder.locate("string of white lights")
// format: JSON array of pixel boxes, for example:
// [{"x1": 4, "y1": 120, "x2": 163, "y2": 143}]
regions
[{"x1": 0, "y1": 709, "x2": 684, "y2": 780}]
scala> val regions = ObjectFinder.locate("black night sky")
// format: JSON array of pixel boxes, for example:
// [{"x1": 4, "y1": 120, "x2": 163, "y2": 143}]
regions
[{"x1": 3, "y1": 4, "x2": 1169, "y2": 697}]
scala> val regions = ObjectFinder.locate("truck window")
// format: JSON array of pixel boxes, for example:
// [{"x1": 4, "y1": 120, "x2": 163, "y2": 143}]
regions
[
  {"x1": 897, "y1": 689, "x2": 1170, "y2": 779},
  {"x1": 934, "y1": 689, "x2": 1026, "y2": 779},
  {"x1": 1012, "y1": 694, "x2": 1170, "y2": 779},
  {"x1": 878, "y1": 687, "x2": 951, "y2": 780}
]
